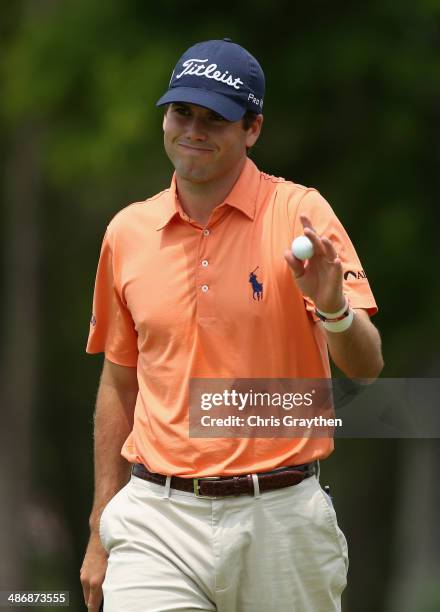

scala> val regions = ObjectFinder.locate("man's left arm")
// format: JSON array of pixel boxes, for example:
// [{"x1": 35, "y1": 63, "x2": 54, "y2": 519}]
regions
[
  {"x1": 284, "y1": 213, "x2": 384, "y2": 380},
  {"x1": 325, "y1": 309, "x2": 383, "y2": 379}
]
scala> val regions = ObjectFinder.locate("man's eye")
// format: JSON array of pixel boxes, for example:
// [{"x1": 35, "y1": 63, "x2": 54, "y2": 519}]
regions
[
  {"x1": 210, "y1": 113, "x2": 225, "y2": 122},
  {"x1": 174, "y1": 106, "x2": 190, "y2": 116}
]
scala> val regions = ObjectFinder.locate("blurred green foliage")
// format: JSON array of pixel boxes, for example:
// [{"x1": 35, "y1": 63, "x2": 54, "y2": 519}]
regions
[{"x1": 1, "y1": 1, "x2": 439, "y2": 610}]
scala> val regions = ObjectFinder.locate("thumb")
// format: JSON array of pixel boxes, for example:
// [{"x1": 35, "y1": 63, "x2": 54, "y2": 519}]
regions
[{"x1": 284, "y1": 249, "x2": 305, "y2": 279}]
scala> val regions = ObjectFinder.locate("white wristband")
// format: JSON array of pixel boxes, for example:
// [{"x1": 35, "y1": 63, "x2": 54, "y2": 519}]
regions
[
  {"x1": 322, "y1": 309, "x2": 354, "y2": 333},
  {"x1": 316, "y1": 296, "x2": 348, "y2": 320}
]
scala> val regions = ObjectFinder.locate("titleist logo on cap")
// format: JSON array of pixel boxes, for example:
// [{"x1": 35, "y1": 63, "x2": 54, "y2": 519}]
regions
[
  {"x1": 175, "y1": 58, "x2": 244, "y2": 90},
  {"x1": 156, "y1": 40, "x2": 265, "y2": 121}
]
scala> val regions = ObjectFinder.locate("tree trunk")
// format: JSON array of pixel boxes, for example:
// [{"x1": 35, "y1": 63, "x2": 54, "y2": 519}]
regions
[
  {"x1": 0, "y1": 123, "x2": 42, "y2": 588},
  {"x1": 386, "y1": 439, "x2": 440, "y2": 611}
]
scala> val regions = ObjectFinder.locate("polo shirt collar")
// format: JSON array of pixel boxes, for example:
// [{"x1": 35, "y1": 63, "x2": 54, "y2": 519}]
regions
[
  {"x1": 155, "y1": 158, "x2": 260, "y2": 231},
  {"x1": 222, "y1": 157, "x2": 259, "y2": 220},
  {"x1": 155, "y1": 178, "x2": 179, "y2": 231}
]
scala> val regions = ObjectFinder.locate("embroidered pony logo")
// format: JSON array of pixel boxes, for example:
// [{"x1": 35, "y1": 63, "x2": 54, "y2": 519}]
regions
[{"x1": 249, "y1": 267, "x2": 263, "y2": 301}]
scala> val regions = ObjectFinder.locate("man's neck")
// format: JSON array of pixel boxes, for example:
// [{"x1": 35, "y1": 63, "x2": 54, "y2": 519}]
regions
[{"x1": 176, "y1": 158, "x2": 246, "y2": 226}]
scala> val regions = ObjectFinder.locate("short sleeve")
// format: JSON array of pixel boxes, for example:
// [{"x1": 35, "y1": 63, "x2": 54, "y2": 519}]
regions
[
  {"x1": 292, "y1": 189, "x2": 378, "y2": 317},
  {"x1": 86, "y1": 229, "x2": 139, "y2": 366}
]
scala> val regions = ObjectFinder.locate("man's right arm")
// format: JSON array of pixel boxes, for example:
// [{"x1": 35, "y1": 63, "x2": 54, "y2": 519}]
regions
[{"x1": 80, "y1": 358, "x2": 138, "y2": 612}]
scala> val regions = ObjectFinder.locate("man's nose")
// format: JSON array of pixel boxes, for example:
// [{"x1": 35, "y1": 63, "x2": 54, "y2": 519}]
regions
[{"x1": 184, "y1": 116, "x2": 209, "y2": 140}]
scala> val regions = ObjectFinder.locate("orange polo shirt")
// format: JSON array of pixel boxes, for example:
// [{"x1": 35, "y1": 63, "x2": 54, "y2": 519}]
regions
[{"x1": 86, "y1": 158, "x2": 377, "y2": 477}]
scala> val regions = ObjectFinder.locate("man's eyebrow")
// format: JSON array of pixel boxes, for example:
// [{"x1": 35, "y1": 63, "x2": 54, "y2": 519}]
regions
[
  {"x1": 171, "y1": 103, "x2": 227, "y2": 119},
  {"x1": 169, "y1": 102, "x2": 186, "y2": 110}
]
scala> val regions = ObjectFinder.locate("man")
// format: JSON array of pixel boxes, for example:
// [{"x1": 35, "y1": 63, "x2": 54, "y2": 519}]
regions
[{"x1": 80, "y1": 38, "x2": 383, "y2": 611}]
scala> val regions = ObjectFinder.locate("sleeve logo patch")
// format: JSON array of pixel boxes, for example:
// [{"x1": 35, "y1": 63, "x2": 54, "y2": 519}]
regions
[
  {"x1": 90, "y1": 314, "x2": 97, "y2": 326},
  {"x1": 344, "y1": 269, "x2": 367, "y2": 281}
]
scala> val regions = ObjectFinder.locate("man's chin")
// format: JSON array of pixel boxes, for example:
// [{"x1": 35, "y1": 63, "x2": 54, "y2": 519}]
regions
[{"x1": 174, "y1": 162, "x2": 213, "y2": 184}]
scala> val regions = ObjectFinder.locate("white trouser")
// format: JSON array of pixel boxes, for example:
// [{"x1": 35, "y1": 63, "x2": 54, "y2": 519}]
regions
[{"x1": 99, "y1": 472, "x2": 348, "y2": 611}]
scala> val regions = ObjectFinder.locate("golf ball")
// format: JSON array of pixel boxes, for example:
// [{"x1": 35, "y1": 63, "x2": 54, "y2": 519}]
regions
[{"x1": 291, "y1": 235, "x2": 314, "y2": 260}]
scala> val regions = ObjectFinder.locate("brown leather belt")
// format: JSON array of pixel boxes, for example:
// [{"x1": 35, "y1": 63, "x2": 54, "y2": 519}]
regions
[{"x1": 132, "y1": 462, "x2": 317, "y2": 499}]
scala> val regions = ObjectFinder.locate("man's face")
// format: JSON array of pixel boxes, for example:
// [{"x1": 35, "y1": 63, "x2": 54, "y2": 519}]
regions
[{"x1": 163, "y1": 103, "x2": 262, "y2": 183}]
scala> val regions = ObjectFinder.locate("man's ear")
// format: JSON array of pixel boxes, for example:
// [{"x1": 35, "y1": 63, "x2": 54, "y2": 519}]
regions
[{"x1": 246, "y1": 114, "x2": 264, "y2": 149}]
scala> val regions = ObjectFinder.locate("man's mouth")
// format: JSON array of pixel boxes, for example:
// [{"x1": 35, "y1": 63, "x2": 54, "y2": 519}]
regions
[{"x1": 177, "y1": 142, "x2": 215, "y2": 153}]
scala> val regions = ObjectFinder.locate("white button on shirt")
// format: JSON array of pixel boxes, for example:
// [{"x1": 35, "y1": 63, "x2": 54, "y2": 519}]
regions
[
  {"x1": 201, "y1": 285, "x2": 209, "y2": 293},
  {"x1": 203, "y1": 229, "x2": 210, "y2": 236},
  {"x1": 201, "y1": 260, "x2": 209, "y2": 268}
]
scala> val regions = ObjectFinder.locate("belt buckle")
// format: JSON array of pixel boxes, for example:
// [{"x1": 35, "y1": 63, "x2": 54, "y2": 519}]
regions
[{"x1": 193, "y1": 476, "x2": 221, "y2": 499}]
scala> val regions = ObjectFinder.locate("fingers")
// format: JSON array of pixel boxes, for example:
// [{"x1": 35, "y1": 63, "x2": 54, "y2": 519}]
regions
[
  {"x1": 81, "y1": 573, "x2": 103, "y2": 611},
  {"x1": 81, "y1": 578, "x2": 90, "y2": 610},
  {"x1": 299, "y1": 215, "x2": 339, "y2": 263},
  {"x1": 320, "y1": 236, "x2": 340, "y2": 263},
  {"x1": 303, "y1": 228, "x2": 327, "y2": 258},
  {"x1": 86, "y1": 588, "x2": 103, "y2": 611},
  {"x1": 284, "y1": 249, "x2": 306, "y2": 278},
  {"x1": 299, "y1": 215, "x2": 326, "y2": 257},
  {"x1": 299, "y1": 214, "x2": 314, "y2": 232},
  {"x1": 81, "y1": 538, "x2": 108, "y2": 611}
]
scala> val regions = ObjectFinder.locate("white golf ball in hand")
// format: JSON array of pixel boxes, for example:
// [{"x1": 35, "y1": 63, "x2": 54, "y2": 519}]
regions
[{"x1": 291, "y1": 235, "x2": 314, "y2": 261}]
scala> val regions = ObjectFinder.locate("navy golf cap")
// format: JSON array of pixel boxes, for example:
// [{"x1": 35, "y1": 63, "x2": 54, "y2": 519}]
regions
[{"x1": 156, "y1": 38, "x2": 265, "y2": 121}]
